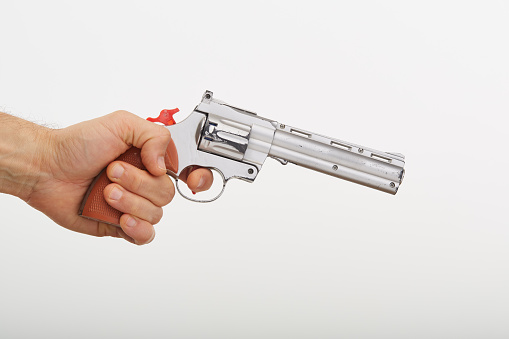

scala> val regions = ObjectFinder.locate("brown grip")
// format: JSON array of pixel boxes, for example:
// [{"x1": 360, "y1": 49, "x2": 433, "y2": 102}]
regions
[{"x1": 79, "y1": 142, "x2": 178, "y2": 226}]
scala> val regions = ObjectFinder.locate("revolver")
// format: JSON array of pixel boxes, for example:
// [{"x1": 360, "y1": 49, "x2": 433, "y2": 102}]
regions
[{"x1": 79, "y1": 91, "x2": 406, "y2": 226}]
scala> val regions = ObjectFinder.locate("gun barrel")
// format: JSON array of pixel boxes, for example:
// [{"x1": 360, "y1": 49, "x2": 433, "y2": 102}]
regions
[{"x1": 268, "y1": 124, "x2": 405, "y2": 194}]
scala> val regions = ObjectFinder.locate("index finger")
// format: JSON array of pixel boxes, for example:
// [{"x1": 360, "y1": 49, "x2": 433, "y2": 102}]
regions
[{"x1": 178, "y1": 166, "x2": 214, "y2": 193}]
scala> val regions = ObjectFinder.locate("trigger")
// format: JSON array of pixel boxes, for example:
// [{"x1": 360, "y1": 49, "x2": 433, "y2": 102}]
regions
[{"x1": 147, "y1": 108, "x2": 179, "y2": 126}]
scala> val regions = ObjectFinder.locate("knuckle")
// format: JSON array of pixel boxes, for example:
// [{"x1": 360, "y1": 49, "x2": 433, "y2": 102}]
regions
[
  {"x1": 129, "y1": 199, "x2": 142, "y2": 217},
  {"x1": 152, "y1": 125, "x2": 172, "y2": 145},
  {"x1": 150, "y1": 208, "x2": 164, "y2": 225},
  {"x1": 96, "y1": 223, "x2": 115, "y2": 237},
  {"x1": 132, "y1": 172, "x2": 145, "y2": 193},
  {"x1": 137, "y1": 230, "x2": 155, "y2": 246},
  {"x1": 157, "y1": 177, "x2": 175, "y2": 206},
  {"x1": 160, "y1": 192, "x2": 174, "y2": 206},
  {"x1": 111, "y1": 110, "x2": 132, "y2": 118},
  {"x1": 118, "y1": 191, "x2": 140, "y2": 216},
  {"x1": 157, "y1": 124, "x2": 171, "y2": 138}
]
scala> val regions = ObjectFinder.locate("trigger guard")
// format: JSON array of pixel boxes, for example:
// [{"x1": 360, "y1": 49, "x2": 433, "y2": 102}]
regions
[{"x1": 175, "y1": 168, "x2": 227, "y2": 203}]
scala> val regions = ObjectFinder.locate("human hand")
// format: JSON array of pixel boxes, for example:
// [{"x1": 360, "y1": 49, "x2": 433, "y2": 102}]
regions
[{"x1": 24, "y1": 111, "x2": 212, "y2": 245}]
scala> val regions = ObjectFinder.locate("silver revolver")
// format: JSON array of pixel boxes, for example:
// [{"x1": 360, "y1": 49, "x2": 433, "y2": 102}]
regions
[
  {"x1": 170, "y1": 90, "x2": 405, "y2": 201},
  {"x1": 80, "y1": 91, "x2": 405, "y2": 225}
]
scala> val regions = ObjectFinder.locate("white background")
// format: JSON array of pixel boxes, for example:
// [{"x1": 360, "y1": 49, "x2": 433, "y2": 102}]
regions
[{"x1": 1, "y1": 1, "x2": 508, "y2": 338}]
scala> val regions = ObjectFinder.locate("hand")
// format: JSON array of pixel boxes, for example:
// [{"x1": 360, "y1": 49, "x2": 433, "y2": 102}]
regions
[{"x1": 26, "y1": 110, "x2": 213, "y2": 245}]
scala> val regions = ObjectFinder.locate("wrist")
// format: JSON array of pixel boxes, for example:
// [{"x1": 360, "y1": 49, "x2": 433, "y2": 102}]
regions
[{"x1": 0, "y1": 113, "x2": 55, "y2": 202}]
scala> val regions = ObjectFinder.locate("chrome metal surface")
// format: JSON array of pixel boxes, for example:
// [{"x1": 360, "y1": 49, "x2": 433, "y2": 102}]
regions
[
  {"x1": 166, "y1": 110, "x2": 259, "y2": 183},
  {"x1": 166, "y1": 90, "x2": 406, "y2": 201},
  {"x1": 268, "y1": 123, "x2": 405, "y2": 194},
  {"x1": 199, "y1": 118, "x2": 249, "y2": 160}
]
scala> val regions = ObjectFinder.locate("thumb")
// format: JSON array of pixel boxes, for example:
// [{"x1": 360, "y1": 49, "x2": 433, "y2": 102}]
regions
[{"x1": 115, "y1": 111, "x2": 174, "y2": 177}]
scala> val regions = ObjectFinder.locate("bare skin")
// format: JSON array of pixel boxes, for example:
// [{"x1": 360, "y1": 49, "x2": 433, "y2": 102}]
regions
[{"x1": 0, "y1": 111, "x2": 213, "y2": 245}]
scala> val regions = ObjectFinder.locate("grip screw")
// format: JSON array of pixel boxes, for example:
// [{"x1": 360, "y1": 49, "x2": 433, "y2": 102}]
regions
[
  {"x1": 390, "y1": 182, "x2": 395, "y2": 188},
  {"x1": 332, "y1": 165, "x2": 338, "y2": 171},
  {"x1": 248, "y1": 168, "x2": 254, "y2": 174}
]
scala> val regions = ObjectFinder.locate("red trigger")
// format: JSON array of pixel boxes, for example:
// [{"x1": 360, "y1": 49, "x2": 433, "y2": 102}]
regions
[{"x1": 147, "y1": 108, "x2": 179, "y2": 126}]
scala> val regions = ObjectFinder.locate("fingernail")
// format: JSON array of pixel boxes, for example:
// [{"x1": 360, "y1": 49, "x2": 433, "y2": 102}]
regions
[
  {"x1": 112, "y1": 164, "x2": 124, "y2": 179},
  {"x1": 126, "y1": 216, "x2": 137, "y2": 227},
  {"x1": 109, "y1": 187, "x2": 123, "y2": 201},
  {"x1": 196, "y1": 176, "x2": 205, "y2": 189},
  {"x1": 158, "y1": 156, "x2": 166, "y2": 171}
]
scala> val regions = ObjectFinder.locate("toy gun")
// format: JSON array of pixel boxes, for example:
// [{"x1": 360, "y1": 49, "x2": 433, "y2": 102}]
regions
[{"x1": 79, "y1": 91, "x2": 406, "y2": 226}]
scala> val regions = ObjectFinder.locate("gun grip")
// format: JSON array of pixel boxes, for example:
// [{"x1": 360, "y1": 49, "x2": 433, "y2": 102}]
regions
[{"x1": 79, "y1": 142, "x2": 178, "y2": 227}]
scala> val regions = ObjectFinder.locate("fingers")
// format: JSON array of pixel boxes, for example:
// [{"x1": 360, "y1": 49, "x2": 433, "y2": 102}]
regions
[
  {"x1": 104, "y1": 161, "x2": 175, "y2": 245},
  {"x1": 96, "y1": 222, "x2": 137, "y2": 245},
  {"x1": 104, "y1": 184, "x2": 163, "y2": 225},
  {"x1": 107, "y1": 161, "x2": 175, "y2": 207},
  {"x1": 179, "y1": 166, "x2": 214, "y2": 193},
  {"x1": 95, "y1": 217, "x2": 155, "y2": 246},
  {"x1": 103, "y1": 184, "x2": 158, "y2": 245},
  {"x1": 81, "y1": 211, "x2": 153, "y2": 245}
]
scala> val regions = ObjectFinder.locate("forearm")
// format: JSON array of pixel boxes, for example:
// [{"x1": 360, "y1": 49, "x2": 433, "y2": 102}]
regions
[{"x1": 0, "y1": 112, "x2": 52, "y2": 201}]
